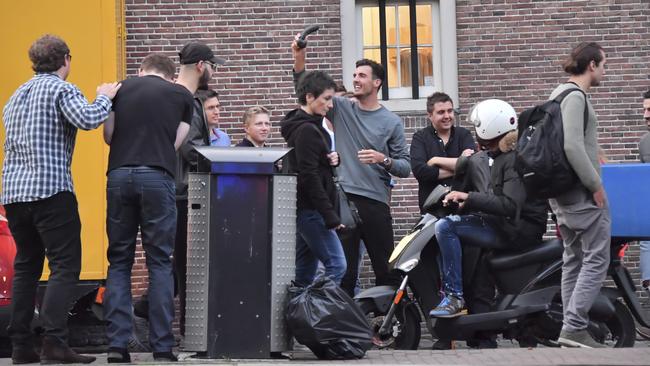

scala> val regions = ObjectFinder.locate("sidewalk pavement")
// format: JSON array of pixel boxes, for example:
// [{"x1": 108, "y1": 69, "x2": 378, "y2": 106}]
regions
[{"x1": 3, "y1": 347, "x2": 649, "y2": 366}]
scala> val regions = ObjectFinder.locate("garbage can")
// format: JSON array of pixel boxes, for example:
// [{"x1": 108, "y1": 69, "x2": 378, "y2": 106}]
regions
[{"x1": 182, "y1": 146, "x2": 295, "y2": 358}]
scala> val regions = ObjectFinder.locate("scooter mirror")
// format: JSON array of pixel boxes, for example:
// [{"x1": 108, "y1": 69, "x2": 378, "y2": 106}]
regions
[{"x1": 423, "y1": 185, "x2": 450, "y2": 211}]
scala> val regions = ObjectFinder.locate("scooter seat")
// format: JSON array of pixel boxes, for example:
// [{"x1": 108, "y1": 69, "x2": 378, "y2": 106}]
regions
[{"x1": 489, "y1": 238, "x2": 563, "y2": 270}]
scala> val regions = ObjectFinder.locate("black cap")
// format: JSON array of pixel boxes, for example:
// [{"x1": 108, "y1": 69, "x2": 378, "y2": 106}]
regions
[{"x1": 178, "y1": 42, "x2": 226, "y2": 66}]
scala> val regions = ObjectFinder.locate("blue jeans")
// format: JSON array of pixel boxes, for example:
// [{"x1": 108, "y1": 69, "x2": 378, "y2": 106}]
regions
[
  {"x1": 104, "y1": 166, "x2": 176, "y2": 352},
  {"x1": 434, "y1": 215, "x2": 497, "y2": 297},
  {"x1": 641, "y1": 241, "x2": 650, "y2": 282},
  {"x1": 295, "y1": 209, "x2": 346, "y2": 287}
]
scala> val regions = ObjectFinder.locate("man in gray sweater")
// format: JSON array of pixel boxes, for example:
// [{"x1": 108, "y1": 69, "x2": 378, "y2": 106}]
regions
[
  {"x1": 550, "y1": 42, "x2": 610, "y2": 348},
  {"x1": 291, "y1": 39, "x2": 410, "y2": 296}
]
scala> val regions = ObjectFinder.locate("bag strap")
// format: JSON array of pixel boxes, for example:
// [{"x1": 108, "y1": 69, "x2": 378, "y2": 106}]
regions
[{"x1": 554, "y1": 84, "x2": 589, "y2": 134}]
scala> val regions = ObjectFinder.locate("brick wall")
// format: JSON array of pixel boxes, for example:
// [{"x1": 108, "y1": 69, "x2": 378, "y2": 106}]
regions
[{"x1": 124, "y1": 0, "x2": 650, "y2": 312}]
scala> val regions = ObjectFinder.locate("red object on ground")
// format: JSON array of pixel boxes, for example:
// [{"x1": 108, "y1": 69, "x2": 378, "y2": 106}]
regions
[{"x1": 0, "y1": 205, "x2": 16, "y2": 306}]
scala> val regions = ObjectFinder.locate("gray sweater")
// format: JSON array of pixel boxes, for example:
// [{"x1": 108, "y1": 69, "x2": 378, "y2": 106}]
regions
[
  {"x1": 550, "y1": 83, "x2": 601, "y2": 193},
  {"x1": 293, "y1": 71, "x2": 411, "y2": 204}
]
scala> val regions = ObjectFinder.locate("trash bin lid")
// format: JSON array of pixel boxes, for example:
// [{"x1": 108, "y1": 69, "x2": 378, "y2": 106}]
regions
[{"x1": 194, "y1": 146, "x2": 291, "y2": 163}]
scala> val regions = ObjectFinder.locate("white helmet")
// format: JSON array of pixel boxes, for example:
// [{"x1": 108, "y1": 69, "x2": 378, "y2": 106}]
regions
[{"x1": 468, "y1": 99, "x2": 518, "y2": 140}]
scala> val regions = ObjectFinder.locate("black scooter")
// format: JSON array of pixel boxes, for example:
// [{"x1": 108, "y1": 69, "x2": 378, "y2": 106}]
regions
[{"x1": 354, "y1": 184, "x2": 649, "y2": 349}]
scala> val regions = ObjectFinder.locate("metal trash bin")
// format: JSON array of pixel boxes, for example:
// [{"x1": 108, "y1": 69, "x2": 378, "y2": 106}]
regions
[{"x1": 182, "y1": 146, "x2": 295, "y2": 358}]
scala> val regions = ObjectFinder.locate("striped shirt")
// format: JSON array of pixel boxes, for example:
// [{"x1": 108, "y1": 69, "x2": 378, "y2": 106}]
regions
[{"x1": 2, "y1": 73, "x2": 112, "y2": 204}]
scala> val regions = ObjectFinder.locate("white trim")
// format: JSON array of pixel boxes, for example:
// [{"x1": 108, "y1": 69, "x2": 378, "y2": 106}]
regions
[
  {"x1": 342, "y1": 0, "x2": 457, "y2": 111},
  {"x1": 341, "y1": 0, "x2": 357, "y2": 92},
  {"x1": 380, "y1": 98, "x2": 428, "y2": 112},
  {"x1": 439, "y1": 0, "x2": 459, "y2": 107}
]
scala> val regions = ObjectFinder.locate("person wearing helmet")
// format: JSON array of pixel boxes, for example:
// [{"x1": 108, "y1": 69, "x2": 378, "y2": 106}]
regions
[{"x1": 429, "y1": 99, "x2": 548, "y2": 319}]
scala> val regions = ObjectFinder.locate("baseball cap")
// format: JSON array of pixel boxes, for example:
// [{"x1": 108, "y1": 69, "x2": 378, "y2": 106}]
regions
[{"x1": 178, "y1": 42, "x2": 226, "y2": 66}]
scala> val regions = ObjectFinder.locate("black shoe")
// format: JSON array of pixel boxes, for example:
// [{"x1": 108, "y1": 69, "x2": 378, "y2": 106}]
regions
[
  {"x1": 153, "y1": 351, "x2": 178, "y2": 362},
  {"x1": 107, "y1": 347, "x2": 131, "y2": 363},
  {"x1": 11, "y1": 346, "x2": 40, "y2": 364},
  {"x1": 432, "y1": 339, "x2": 452, "y2": 350},
  {"x1": 40, "y1": 336, "x2": 96, "y2": 364},
  {"x1": 467, "y1": 338, "x2": 498, "y2": 349}
]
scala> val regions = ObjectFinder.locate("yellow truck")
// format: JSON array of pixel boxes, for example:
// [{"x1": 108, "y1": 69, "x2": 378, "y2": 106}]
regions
[{"x1": 0, "y1": 0, "x2": 126, "y2": 352}]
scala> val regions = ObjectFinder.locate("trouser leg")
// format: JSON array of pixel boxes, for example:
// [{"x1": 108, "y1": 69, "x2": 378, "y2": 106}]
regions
[{"x1": 5, "y1": 202, "x2": 44, "y2": 346}]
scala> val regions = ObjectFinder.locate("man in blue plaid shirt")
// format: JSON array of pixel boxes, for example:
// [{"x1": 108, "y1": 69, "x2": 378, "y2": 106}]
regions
[{"x1": 1, "y1": 34, "x2": 120, "y2": 364}]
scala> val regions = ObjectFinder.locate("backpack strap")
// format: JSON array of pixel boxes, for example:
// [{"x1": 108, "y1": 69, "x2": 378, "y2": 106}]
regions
[{"x1": 554, "y1": 86, "x2": 589, "y2": 134}]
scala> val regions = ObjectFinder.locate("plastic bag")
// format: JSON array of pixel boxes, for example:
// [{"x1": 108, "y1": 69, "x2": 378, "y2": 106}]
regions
[{"x1": 286, "y1": 277, "x2": 372, "y2": 359}]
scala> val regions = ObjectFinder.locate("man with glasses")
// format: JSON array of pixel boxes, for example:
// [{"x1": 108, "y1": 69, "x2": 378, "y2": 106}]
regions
[
  {"x1": 2, "y1": 34, "x2": 120, "y2": 364},
  {"x1": 174, "y1": 42, "x2": 225, "y2": 338},
  {"x1": 130, "y1": 42, "x2": 225, "y2": 345}
]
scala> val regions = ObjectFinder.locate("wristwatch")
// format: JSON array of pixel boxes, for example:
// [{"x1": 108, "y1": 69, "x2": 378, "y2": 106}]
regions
[{"x1": 382, "y1": 156, "x2": 391, "y2": 168}]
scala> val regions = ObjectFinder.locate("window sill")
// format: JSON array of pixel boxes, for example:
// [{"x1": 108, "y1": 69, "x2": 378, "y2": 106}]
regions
[{"x1": 380, "y1": 98, "x2": 427, "y2": 112}]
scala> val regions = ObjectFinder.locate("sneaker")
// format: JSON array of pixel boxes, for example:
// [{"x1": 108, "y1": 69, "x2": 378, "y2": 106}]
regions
[
  {"x1": 429, "y1": 295, "x2": 468, "y2": 318},
  {"x1": 557, "y1": 329, "x2": 605, "y2": 348}
]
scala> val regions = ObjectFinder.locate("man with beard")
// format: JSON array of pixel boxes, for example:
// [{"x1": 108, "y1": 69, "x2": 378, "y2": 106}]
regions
[
  {"x1": 132, "y1": 42, "x2": 225, "y2": 340},
  {"x1": 173, "y1": 42, "x2": 225, "y2": 337},
  {"x1": 549, "y1": 42, "x2": 610, "y2": 348}
]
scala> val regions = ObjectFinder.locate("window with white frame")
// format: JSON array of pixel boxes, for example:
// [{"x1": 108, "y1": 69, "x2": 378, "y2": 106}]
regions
[
  {"x1": 341, "y1": 0, "x2": 457, "y2": 111},
  {"x1": 357, "y1": 1, "x2": 440, "y2": 100}
]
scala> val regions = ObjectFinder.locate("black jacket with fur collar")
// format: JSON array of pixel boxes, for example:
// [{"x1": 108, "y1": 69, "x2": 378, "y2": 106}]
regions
[{"x1": 464, "y1": 131, "x2": 548, "y2": 248}]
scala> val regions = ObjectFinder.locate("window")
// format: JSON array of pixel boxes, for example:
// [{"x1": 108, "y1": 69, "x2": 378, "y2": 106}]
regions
[
  {"x1": 360, "y1": 3, "x2": 438, "y2": 99},
  {"x1": 341, "y1": 0, "x2": 458, "y2": 111}
]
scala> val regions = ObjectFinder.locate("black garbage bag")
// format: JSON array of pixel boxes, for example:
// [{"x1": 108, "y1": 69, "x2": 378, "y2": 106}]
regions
[{"x1": 286, "y1": 277, "x2": 372, "y2": 359}]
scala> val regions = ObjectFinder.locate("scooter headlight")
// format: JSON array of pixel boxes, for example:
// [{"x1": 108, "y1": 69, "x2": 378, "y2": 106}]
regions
[{"x1": 397, "y1": 258, "x2": 419, "y2": 273}]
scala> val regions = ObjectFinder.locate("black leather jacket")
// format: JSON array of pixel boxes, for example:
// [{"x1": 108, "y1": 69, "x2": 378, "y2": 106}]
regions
[{"x1": 175, "y1": 97, "x2": 209, "y2": 200}]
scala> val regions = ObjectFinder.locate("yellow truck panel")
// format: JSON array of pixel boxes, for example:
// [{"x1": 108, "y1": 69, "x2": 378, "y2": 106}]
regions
[{"x1": 0, "y1": 0, "x2": 124, "y2": 280}]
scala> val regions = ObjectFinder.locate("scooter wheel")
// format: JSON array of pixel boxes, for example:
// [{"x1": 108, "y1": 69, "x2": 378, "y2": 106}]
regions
[{"x1": 365, "y1": 303, "x2": 421, "y2": 350}]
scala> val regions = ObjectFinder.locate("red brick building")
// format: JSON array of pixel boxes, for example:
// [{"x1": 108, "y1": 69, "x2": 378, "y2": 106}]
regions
[{"x1": 124, "y1": 0, "x2": 650, "y2": 305}]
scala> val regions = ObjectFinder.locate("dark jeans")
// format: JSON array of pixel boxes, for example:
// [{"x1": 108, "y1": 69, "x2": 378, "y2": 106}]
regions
[
  {"x1": 174, "y1": 198, "x2": 188, "y2": 335},
  {"x1": 104, "y1": 167, "x2": 176, "y2": 352},
  {"x1": 5, "y1": 192, "x2": 82, "y2": 345},
  {"x1": 434, "y1": 214, "x2": 497, "y2": 297},
  {"x1": 339, "y1": 194, "x2": 401, "y2": 297},
  {"x1": 295, "y1": 209, "x2": 347, "y2": 287}
]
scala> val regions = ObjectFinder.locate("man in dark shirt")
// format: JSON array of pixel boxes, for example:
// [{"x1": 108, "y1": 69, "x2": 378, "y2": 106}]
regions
[
  {"x1": 102, "y1": 53, "x2": 194, "y2": 363},
  {"x1": 410, "y1": 92, "x2": 476, "y2": 213}
]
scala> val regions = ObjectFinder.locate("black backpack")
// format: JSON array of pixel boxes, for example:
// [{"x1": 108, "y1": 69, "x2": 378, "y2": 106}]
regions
[{"x1": 515, "y1": 87, "x2": 588, "y2": 199}]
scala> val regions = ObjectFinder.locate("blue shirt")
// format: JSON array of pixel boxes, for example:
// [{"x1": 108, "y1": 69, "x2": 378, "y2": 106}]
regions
[
  {"x1": 1, "y1": 73, "x2": 112, "y2": 204},
  {"x1": 209, "y1": 128, "x2": 231, "y2": 147}
]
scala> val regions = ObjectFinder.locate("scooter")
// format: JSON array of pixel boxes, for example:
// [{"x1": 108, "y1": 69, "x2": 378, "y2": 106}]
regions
[{"x1": 354, "y1": 184, "x2": 650, "y2": 349}]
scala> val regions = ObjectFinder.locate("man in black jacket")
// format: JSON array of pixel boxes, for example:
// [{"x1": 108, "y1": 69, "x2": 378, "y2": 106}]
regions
[
  {"x1": 430, "y1": 99, "x2": 548, "y2": 319},
  {"x1": 410, "y1": 92, "x2": 475, "y2": 213}
]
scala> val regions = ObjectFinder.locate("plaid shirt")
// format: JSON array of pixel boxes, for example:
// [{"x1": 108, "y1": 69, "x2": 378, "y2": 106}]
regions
[{"x1": 2, "y1": 73, "x2": 112, "y2": 204}]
